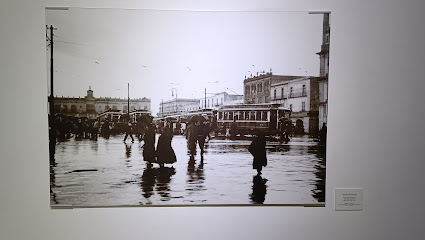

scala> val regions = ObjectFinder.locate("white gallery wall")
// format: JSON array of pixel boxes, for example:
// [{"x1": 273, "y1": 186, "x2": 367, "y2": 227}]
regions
[{"x1": 1, "y1": 0, "x2": 424, "y2": 239}]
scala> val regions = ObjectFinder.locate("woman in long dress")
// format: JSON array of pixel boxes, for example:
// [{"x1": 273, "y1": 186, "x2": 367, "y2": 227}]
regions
[
  {"x1": 156, "y1": 125, "x2": 176, "y2": 167},
  {"x1": 143, "y1": 123, "x2": 156, "y2": 165}
]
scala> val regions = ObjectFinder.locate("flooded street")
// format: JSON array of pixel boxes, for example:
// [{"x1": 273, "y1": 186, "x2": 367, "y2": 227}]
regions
[{"x1": 50, "y1": 135, "x2": 325, "y2": 206}]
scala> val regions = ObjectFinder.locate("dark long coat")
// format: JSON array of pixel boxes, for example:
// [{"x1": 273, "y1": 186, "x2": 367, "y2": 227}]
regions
[
  {"x1": 143, "y1": 124, "x2": 156, "y2": 163},
  {"x1": 156, "y1": 127, "x2": 177, "y2": 164},
  {"x1": 185, "y1": 123, "x2": 198, "y2": 155},
  {"x1": 249, "y1": 136, "x2": 267, "y2": 170}
]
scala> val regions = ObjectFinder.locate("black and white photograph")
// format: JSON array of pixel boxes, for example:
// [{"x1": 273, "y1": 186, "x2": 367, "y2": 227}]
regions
[{"x1": 46, "y1": 8, "x2": 330, "y2": 207}]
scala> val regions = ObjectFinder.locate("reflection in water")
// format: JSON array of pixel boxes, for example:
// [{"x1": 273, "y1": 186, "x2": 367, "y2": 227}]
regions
[
  {"x1": 52, "y1": 135, "x2": 326, "y2": 205},
  {"x1": 250, "y1": 175, "x2": 268, "y2": 204},
  {"x1": 90, "y1": 140, "x2": 99, "y2": 152},
  {"x1": 50, "y1": 162, "x2": 58, "y2": 204},
  {"x1": 269, "y1": 144, "x2": 291, "y2": 153},
  {"x1": 186, "y1": 156, "x2": 205, "y2": 193},
  {"x1": 141, "y1": 165, "x2": 156, "y2": 199},
  {"x1": 125, "y1": 142, "x2": 132, "y2": 158},
  {"x1": 156, "y1": 167, "x2": 176, "y2": 200},
  {"x1": 140, "y1": 165, "x2": 176, "y2": 201},
  {"x1": 312, "y1": 146, "x2": 326, "y2": 202}
]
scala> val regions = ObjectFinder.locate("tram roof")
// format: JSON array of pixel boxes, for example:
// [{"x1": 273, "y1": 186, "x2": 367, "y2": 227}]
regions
[
  {"x1": 217, "y1": 103, "x2": 287, "y2": 111},
  {"x1": 97, "y1": 110, "x2": 122, "y2": 117},
  {"x1": 129, "y1": 109, "x2": 151, "y2": 114}
]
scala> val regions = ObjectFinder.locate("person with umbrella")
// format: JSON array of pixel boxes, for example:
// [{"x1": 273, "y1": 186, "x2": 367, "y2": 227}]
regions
[
  {"x1": 197, "y1": 118, "x2": 210, "y2": 155},
  {"x1": 185, "y1": 116, "x2": 199, "y2": 157}
]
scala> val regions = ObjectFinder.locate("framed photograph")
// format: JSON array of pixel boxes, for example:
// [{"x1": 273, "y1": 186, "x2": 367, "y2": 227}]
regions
[{"x1": 46, "y1": 8, "x2": 329, "y2": 207}]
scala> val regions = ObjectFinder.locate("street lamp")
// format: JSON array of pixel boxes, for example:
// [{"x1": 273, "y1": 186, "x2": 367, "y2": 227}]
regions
[{"x1": 171, "y1": 88, "x2": 177, "y2": 113}]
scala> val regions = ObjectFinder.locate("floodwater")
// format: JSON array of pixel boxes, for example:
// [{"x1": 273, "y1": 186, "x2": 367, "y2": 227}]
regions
[{"x1": 50, "y1": 134, "x2": 326, "y2": 206}]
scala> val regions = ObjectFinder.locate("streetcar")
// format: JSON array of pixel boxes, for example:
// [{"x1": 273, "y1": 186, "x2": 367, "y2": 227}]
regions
[
  {"x1": 97, "y1": 109, "x2": 122, "y2": 123},
  {"x1": 183, "y1": 108, "x2": 215, "y2": 123},
  {"x1": 215, "y1": 103, "x2": 291, "y2": 136},
  {"x1": 128, "y1": 109, "x2": 152, "y2": 123}
]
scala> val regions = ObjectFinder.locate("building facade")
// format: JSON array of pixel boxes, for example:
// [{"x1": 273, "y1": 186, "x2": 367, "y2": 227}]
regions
[
  {"x1": 157, "y1": 98, "x2": 199, "y2": 117},
  {"x1": 317, "y1": 13, "x2": 330, "y2": 129},
  {"x1": 243, "y1": 73, "x2": 305, "y2": 104},
  {"x1": 199, "y1": 92, "x2": 243, "y2": 109},
  {"x1": 271, "y1": 77, "x2": 319, "y2": 135},
  {"x1": 53, "y1": 87, "x2": 151, "y2": 119}
]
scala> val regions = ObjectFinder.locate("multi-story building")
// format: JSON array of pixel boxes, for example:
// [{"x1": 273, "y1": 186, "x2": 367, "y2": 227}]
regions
[
  {"x1": 317, "y1": 13, "x2": 330, "y2": 129},
  {"x1": 183, "y1": 102, "x2": 201, "y2": 113},
  {"x1": 271, "y1": 77, "x2": 319, "y2": 135},
  {"x1": 157, "y1": 98, "x2": 199, "y2": 117},
  {"x1": 243, "y1": 72, "x2": 304, "y2": 104},
  {"x1": 199, "y1": 92, "x2": 243, "y2": 109},
  {"x1": 53, "y1": 87, "x2": 151, "y2": 119}
]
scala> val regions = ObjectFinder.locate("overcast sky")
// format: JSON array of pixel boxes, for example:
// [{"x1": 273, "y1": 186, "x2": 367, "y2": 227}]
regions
[{"x1": 46, "y1": 8, "x2": 325, "y2": 115}]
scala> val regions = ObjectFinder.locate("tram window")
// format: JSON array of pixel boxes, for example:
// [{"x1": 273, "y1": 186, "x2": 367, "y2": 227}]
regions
[
  {"x1": 229, "y1": 112, "x2": 234, "y2": 120},
  {"x1": 224, "y1": 112, "x2": 229, "y2": 120},
  {"x1": 234, "y1": 112, "x2": 239, "y2": 120},
  {"x1": 256, "y1": 111, "x2": 261, "y2": 120},
  {"x1": 262, "y1": 111, "x2": 267, "y2": 121},
  {"x1": 245, "y1": 111, "x2": 249, "y2": 120},
  {"x1": 218, "y1": 112, "x2": 223, "y2": 120}
]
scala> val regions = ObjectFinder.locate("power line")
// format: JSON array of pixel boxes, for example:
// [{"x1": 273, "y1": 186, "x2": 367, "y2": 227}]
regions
[{"x1": 54, "y1": 39, "x2": 89, "y2": 46}]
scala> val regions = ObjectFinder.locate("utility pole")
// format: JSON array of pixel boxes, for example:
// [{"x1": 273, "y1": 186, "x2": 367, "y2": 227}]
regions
[
  {"x1": 127, "y1": 83, "x2": 130, "y2": 118},
  {"x1": 48, "y1": 25, "x2": 56, "y2": 164},
  {"x1": 161, "y1": 99, "x2": 164, "y2": 116},
  {"x1": 49, "y1": 25, "x2": 54, "y2": 107},
  {"x1": 204, "y1": 88, "x2": 207, "y2": 109},
  {"x1": 171, "y1": 88, "x2": 177, "y2": 113}
]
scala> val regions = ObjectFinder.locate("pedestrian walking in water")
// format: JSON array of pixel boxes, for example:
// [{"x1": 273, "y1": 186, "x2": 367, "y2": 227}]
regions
[
  {"x1": 101, "y1": 118, "x2": 111, "y2": 138},
  {"x1": 197, "y1": 121, "x2": 210, "y2": 155},
  {"x1": 143, "y1": 122, "x2": 156, "y2": 165},
  {"x1": 248, "y1": 132, "x2": 267, "y2": 175},
  {"x1": 156, "y1": 123, "x2": 176, "y2": 167},
  {"x1": 185, "y1": 120, "x2": 198, "y2": 157},
  {"x1": 123, "y1": 120, "x2": 135, "y2": 142}
]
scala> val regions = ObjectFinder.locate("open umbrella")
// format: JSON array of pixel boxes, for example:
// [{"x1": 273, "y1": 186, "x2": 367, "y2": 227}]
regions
[
  {"x1": 189, "y1": 115, "x2": 207, "y2": 124},
  {"x1": 137, "y1": 114, "x2": 153, "y2": 124}
]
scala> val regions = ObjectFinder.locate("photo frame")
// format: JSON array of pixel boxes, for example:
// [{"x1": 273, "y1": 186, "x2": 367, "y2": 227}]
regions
[{"x1": 46, "y1": 8, "x2": 329, "y2": 207}]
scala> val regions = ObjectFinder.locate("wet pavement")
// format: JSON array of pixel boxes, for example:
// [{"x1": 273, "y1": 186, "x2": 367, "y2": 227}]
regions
[{"x1": 50, "y1": 134, "x2": 326, "y2": 206}]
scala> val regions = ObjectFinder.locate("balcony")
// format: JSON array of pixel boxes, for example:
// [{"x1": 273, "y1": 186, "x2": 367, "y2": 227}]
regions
[{"x1": 289, "y1": 91, "x2": 307, "y2": 98}]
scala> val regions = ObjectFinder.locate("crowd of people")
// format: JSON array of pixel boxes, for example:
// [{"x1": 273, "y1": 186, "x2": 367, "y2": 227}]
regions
[{"x1": 52, "y1": 113, "x2": 269, "y2": 174}]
